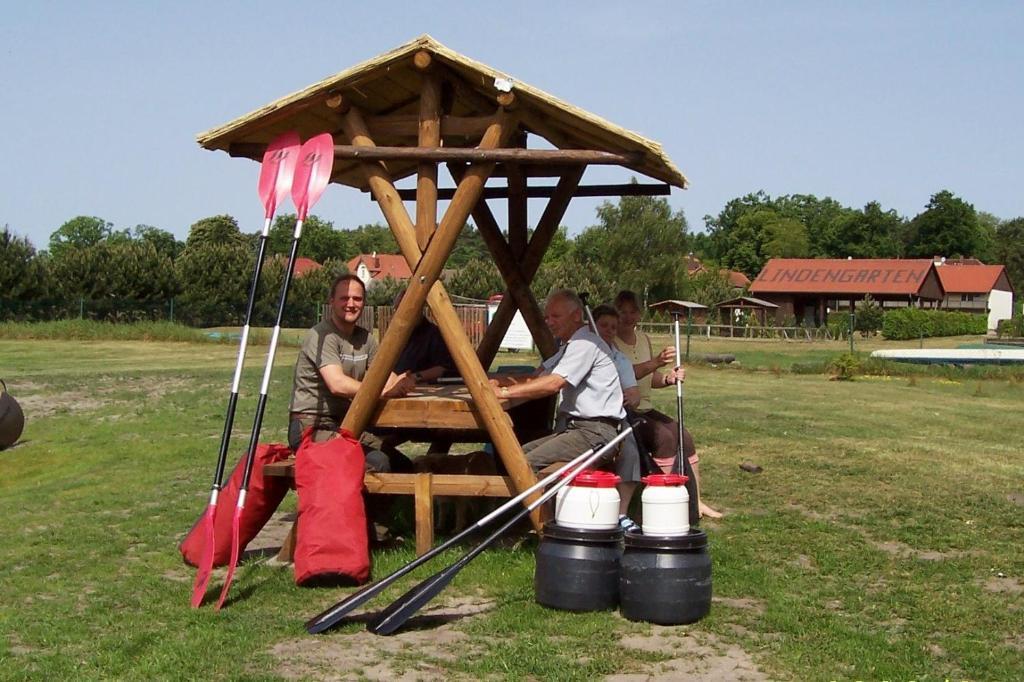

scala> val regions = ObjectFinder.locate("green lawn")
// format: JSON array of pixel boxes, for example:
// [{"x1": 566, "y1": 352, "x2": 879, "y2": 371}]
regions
[{"x1": 1, "y1": 335, "x2": 1022, "y2": 680}]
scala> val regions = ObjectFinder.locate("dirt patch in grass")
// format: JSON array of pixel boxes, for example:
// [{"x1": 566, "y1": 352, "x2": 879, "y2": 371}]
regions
[
  {"x1": 982, "y1": 576, "x2": 1023, "y2": 594},
  {"x1": 612, "y1": 628, "x2": 771, "y2": 681},
  {"x1": 713, "y1": 596, "x2": 766, "y2": 615},
  {"x1": 268, "y1": 596, "x2": 496, "y2": 680},
  {"x1": 13, "y1": 375, "x2": 197, "y2": 419}
]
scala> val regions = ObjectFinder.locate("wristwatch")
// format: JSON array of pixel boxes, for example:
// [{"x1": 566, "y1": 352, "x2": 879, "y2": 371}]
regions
[{"x1": 500, "y1": 385, "x2": 510, "y2": 397}]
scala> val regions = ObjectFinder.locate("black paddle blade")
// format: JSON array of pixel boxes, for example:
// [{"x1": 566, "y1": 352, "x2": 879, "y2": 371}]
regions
[
  {"x1": 305, "y1": 580, "x2": 390, "y2": 634},
  {"x1": 366, "y1": 560, "x2": 465, "y2": 636}
]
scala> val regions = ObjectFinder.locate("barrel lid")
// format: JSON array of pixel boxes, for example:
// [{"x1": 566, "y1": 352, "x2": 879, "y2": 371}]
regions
[
  {"x1": 561, "y1": 469, "x2": 620, "y2": 488},
  {"x1": 624, "y1": 528, "x2": 707, "y2": 551},
  {"x1": 642, "y1": 473, "x2": 689, "y2": 486},
  {"x1": 542, "y1": 521, "x2": 623, "y2": 543}
]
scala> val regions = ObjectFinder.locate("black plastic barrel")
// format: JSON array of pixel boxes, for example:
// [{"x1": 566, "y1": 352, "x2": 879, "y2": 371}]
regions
[
  {"x1": 0, "y1": 379, "x2": 25, "y2": 450},
  {"x1": 534, "y1": 522, "x2": 622, "y2": 612},
  {"x1": 620, "y1": 528, "x2": 711, "y2": 624}
]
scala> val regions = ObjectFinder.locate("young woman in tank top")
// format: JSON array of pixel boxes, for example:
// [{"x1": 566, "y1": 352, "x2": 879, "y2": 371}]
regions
[{"x1": 613, "y1": 290, "x2": 721, "y2": 519}]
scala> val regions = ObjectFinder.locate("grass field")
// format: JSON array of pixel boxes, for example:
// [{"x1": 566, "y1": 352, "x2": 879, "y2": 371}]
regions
[{"x1": 1, "y1": 332, "x2": 1022, "y2": 680}]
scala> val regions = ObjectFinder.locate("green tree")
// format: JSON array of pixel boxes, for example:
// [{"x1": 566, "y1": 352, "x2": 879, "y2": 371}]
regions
[
  {"x1": 0, "y1": 227, "x2": 49, "y2": 300},
  {"x1": 133, "y1": 225, "x2": 183, "y2": 261},
  {"x1": 762, "y1": 216, "x2": 810, "y2": 258},
  {"x1": 975, "y1": 211, "x2": 1000, "y2": 263},
  {"x1": 905, "y1": 190, "x2": 984, "y2": 258},
  {"x1": 175, "y1": 215, "x2": 251, "y2": 326},
  {"x1": 49, "y1": 216, "x2": 112, "y2": 259},
  {"x1": 681, "y1": 270, "x2": 734, "y2": 307},
  {"x1": 995, "y1": 217, "x2": 1024, "y2": 294},
  {"x1": 575, "y1": 193, "x2": 689, "y2": 302},
  {"x1": 267, "y1": 214, "x2": 348, "y2": 263},
  {"x1": 366, "y1": 275, "x2": 406, "y2": 306},
  {"x1": 532, "y1": 255, "x2": 616, "y2": 305},
  {"x1": 349, "y1": 223, "x2": 399, "y2": 257},
  {"x1": 184, "y1": 214, "x2": 247, "y2": 251},
  {"x1": 447, "y1": 259, "x2": 504, "y2": 300},
  {"x1": 825, "y1": 202, "x2": 903, "y2": 258}
]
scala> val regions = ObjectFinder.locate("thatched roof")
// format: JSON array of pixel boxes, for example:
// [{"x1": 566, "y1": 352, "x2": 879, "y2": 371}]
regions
[{"x1": 196, "y1": 35, "x2": 688, "y2": 191}]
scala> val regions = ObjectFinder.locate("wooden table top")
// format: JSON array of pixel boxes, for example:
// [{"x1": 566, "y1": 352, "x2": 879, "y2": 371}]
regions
[{"x1": 372, "y1": 382, "x2": 524, "y2": 431}]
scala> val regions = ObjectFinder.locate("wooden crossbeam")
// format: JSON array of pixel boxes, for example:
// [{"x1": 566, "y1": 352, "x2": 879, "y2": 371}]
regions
[
  {"x1": 334, "y1": 145, "x2": 642, "y2": 165},
  {"x1": 387, "y1": 182, "x2": 671, "y2": 201},
  {"x1": 474, "y1": 167, "x2": 585, "y2": 365},
  {"x1": 338, "y1": 106, "x2": 544, "y2": 530}
]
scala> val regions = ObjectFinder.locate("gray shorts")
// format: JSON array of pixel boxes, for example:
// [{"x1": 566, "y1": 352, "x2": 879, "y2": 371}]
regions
[{"x1": 521, "y1": 417, "x2": 618, "y2": 470}]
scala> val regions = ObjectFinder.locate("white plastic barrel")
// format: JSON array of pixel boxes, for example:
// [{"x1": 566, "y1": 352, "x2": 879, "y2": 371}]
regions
[
  {"x1": 641, "y1": 474, "x2": 689, "y2": 536},
  {"x1": 554, "y1": 470, "x2": 621, "y2": 530}
]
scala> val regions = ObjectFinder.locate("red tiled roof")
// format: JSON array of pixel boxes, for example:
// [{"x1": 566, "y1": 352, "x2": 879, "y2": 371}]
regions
[
  {"x1": 293, "y1": 257, "x2": 323, "y2": 277},
  {"x1": 271, "y1": 255, "x2": 322, "y2": 277},
  {"x1": 750, "y1": 259, "x2": 936, "y2": 296},
  {"x1": 721, "y1": 269, "x2": 751, "y2": 288},
  {"x1": 935, "y1": 264, "x2": 1009, "y2": 294},
  {"x1": 347, "y1": 253, "x2": 412, "y2": 281}
]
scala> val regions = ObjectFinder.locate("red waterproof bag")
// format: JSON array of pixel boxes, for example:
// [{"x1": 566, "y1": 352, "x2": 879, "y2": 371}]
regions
[
  {"x1": 293, "y1": 429, "x2": 370, "y2": 586},
  {"x1": 179, "y1": 443, "x2": 292, "y2": 567}
]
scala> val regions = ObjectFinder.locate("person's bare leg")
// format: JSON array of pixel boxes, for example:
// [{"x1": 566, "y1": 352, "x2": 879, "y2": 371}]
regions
[
  {"x1": 688, "y1": 457, "x2": 722, "y2": 518},
  {"x1": 617, "y1": 482, "x2": 638, "y2": 516}
]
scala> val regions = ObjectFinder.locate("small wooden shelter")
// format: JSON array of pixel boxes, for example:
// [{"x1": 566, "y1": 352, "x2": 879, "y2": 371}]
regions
[{"x1": 198, "y1": 35, "x2": 688, "y2": 526}]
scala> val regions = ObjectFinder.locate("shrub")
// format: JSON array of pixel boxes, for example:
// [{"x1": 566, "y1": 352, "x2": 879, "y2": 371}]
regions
[
  {"x1": 881, "y1": 307, "x2": 987, "y2": 340},
  {"x1": 997, "y1": 314, "x2": 1024, "y2": 338},
  {"x1": 827, "y1": 352, "x2": 861, "y2": 380}
]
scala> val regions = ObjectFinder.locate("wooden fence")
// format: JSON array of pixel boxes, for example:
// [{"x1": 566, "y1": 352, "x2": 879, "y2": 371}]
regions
[{"x1": 639, "y1": 322, "x2": 847, "y2": 341}]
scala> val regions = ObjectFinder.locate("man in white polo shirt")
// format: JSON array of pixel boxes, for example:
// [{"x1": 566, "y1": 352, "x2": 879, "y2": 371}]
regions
[{"x1": 490, "y1": 289, "x2": 624, "y2": 470}]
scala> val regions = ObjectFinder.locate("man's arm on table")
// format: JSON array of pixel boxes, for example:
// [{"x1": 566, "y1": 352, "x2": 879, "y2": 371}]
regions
[{"x1": 319, "y1": 364, "x2": 415, "y2": 399}]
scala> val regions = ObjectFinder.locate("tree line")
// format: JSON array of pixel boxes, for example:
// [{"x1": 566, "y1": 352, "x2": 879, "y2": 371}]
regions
[{"x1": 2, "y1": 186, "x2": 1021, "y2": 327}]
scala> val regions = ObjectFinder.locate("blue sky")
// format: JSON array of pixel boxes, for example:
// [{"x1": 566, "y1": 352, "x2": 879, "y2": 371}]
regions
[{"x1": 3, "y1": 1, "x2": 1022, "y2": 251}]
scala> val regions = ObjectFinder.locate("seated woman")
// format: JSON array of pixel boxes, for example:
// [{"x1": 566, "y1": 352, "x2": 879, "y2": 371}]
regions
[{"x1": 613, "y1": 290, "x2": 721, "y2": 519}]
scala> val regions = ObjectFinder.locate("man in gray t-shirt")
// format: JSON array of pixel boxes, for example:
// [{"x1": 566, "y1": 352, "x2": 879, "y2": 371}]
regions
[
  {"x1": 490, "y1": 289, "x2": 624, "y2": 470},
  {"x1": 288, "y1": 274, "x2": 414, "y2": 470}
]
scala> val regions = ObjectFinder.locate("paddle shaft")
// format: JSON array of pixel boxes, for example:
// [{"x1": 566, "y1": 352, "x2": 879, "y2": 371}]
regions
[{"x1": 672, "y1": 313, "x2": 700, "y2": 523}]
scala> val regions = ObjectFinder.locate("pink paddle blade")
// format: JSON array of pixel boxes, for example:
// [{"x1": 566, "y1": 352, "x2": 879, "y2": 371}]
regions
[
  {"x1": 215, "y1": 504, "x2": 245, "y2": 610},
  {"x1": 291, "y1": 133, "x2": 335, "y2": 220},
  {"x1": 189, "y1": 504, "x2": 217, "y2": 607},
  {"x1": 257, "y1": 131, "x2": 301, "y2": 219}
]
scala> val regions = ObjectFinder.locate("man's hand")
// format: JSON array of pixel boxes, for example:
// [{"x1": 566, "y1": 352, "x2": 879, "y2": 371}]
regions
[
  {"x1": 383, "y1": 371, "x2": 415, "y2": 398},
  {"x1": 663, "y1": 365, "x2": 685, "y2": 385},
  {"x1": 656, "y1": 346, "x2": 676, "y2": 367}
]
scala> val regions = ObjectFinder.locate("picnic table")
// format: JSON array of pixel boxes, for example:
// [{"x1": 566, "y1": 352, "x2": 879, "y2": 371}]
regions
[{"x1": 265, "y1": 383, "x2": 555, "y2": 557}]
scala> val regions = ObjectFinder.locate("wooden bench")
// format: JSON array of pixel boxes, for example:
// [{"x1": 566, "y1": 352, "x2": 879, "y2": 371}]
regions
[{"x1": 264, "y1": 458, "x2": 555, "y2": 558}]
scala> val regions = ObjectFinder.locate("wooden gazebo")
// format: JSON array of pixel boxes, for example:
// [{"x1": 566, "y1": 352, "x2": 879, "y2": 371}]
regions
[{"x1": 198, "y1": 35, "x2": 688, "y2": 533}]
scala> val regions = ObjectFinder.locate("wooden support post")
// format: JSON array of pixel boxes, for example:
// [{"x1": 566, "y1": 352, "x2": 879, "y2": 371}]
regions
[
  {"x1": 416, "y1": 72, "x2": 441, "y2": 250},
  {"x1": 414, "y1": 473, "x2": 434, "y2": 556},
  {"x1": 507, "y1": 142, "x2": 528, "y2": 258},
  {"x1": 475, "y1": 167, "x2": 585, "y2": 365},
  {"x1": 339, "y1": 107, "x2": 544, "y2": 531}
]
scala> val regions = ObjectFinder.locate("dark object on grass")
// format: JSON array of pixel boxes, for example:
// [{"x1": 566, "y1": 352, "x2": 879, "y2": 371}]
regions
[
  {"x1": 739, "y1": 461, "x2": 763, "y2": 474},
  {"x1": 0, "y1": 379, "x2": 25, "y2": 450},
  {"x1": 700, "y1": 353, "x2": 736, "y2": 364},
  {"x1": 535, "y1": 522, "x2": 622, "y2": 612},
  {"x1": 620, "y1": 528, "x2": 711, "y2": 625}
]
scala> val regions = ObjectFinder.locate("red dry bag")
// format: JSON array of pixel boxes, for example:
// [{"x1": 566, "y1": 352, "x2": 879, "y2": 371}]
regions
[
  {"x1": 293, "y1": 429, "x2": 370, "y2": 586},
  {"x1": 179, "y1": 443, "x2": 292, "y2": 567}
]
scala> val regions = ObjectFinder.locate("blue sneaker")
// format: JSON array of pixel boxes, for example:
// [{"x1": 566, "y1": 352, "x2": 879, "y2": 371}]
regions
[{"x1": 618, "y1": 515, "x2": 639, "y2": 532}]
